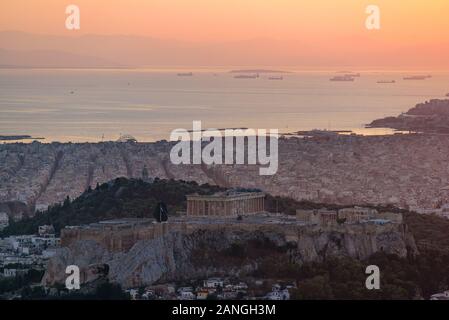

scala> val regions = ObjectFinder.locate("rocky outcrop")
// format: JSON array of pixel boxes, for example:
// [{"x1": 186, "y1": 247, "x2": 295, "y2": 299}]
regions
[
  {"x1": 42, "y1": 240, "x2": 112, "y2": 286},
  {"x1": 43, "y1": 222, "x2": 417, "y2": 288}
]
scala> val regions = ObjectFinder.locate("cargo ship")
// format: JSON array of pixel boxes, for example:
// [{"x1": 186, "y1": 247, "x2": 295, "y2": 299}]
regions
[
  {"x1": 234, "y1": 74, "x2": 258, "y2": 79},
  {"x1": 377, "y1": 80, "x2": 396, "y2": 84},
  {"x1": 343, "y1": 73, "x2": 360, "y2": 77},
  {"x1": 403, "y1": 75, "x2": 427, "y2": 80},
  {"x1": 330, "y1": 75, "x2": 354, "y2": 82},
  {"x1": 177, "y1": 72, "x2": 193, "y2": 76}
]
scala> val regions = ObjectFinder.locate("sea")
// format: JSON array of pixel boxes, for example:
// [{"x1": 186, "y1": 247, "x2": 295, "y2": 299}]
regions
[{"x1": 1, "y1": 68, "x2": 448, "y2": 143}]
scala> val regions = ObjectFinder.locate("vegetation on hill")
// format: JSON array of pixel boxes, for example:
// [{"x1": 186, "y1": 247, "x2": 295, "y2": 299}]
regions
[
  {"x1": 252, "y1": 247, "x2": 449, "y2": 299},
  {"x1": 0, "y1": 269, "x2": 44, "y2": 297},
  {"x1": 404, "y1": 211, "x2": 449, "y2": 253},
  {"x1": 1, "y1": 178, "x2": 225, "y2": 236},
  {"x1": 1, "y1": 177, "x2": 353, "y2": 236}
]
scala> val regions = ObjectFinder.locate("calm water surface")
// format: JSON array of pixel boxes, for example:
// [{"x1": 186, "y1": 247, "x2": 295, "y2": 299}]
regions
[{"x1": 0, "y1": 69, "x2": 448, "y2": 142}]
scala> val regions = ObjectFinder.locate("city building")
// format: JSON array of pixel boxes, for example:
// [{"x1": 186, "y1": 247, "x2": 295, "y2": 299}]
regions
[
  {"x1": 203, "y1": 278, "x2": 224, "y2": 288},
  {"x1": 38, "y1": 225, "x2": 55, "y2": 236},
  {"x1": 196, "y1": 291, "x2": 209, "y2": 300},
  {"x1": 3, "y1": 268, "x2": 28, "y2": 278}
]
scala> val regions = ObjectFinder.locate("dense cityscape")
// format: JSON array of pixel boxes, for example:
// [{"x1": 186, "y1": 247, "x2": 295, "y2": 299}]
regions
[{"x1": 2, "y1": 131, "x2": 449, "y2": 222}]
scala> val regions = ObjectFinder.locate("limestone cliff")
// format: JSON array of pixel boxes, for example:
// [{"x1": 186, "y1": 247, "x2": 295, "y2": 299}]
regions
[{"x1": 42, "y1": 222, "x2": 417, "y2": 289}]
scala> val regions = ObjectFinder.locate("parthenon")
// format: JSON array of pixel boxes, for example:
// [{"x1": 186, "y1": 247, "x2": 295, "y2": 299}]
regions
[{"x1": 186, "y1": 191, "x2": 265, "y2": 216}]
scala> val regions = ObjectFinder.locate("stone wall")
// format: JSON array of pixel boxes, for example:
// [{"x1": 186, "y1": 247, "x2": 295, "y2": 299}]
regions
[{"x1": 61, "y1": 222, "x2": 185, "y2": 252}]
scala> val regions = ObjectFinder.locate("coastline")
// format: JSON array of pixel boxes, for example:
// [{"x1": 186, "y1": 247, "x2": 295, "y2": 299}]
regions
[{"x1": 0, "y1": 127, "x2": 412, "y2": 144}]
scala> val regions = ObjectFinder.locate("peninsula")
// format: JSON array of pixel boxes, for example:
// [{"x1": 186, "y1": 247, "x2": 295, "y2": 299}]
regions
[{"x1": 367, "y1": 99, "x2": 449, "y2": 134}]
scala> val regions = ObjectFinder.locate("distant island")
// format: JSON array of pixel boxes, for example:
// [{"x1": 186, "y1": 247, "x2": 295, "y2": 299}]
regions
[
  {"x1": 229, "y1": 69, "x2": 291, "y2": 74},
  {"x1": 367, "y1": 99, "x2": 449, "y2": 133},
  {"x1": 0, "y1": 135, "x2": 44, "y2": 141}
]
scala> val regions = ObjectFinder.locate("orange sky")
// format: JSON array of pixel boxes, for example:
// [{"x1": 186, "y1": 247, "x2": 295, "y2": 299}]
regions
[{"x1": 1, "y1": 0, "x2": 449, "y2": 68}]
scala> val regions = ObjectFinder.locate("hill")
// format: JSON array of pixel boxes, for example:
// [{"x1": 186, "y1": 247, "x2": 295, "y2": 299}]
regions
[
  {"x1": 0, "y1": 177, "x2": 346, "y2": 237},
  {"x1": 4, "y1": 177, "x2": 449, "y2": 299},
  {"x1": 367, "y1": 99, "x2": 449, "y2": 133},
  {"x1": 1, "y1": 178, "x2": 225, "y2": 236}
]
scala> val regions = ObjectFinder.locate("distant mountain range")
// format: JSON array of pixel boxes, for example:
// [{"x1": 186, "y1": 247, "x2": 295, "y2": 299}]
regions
[
  {"x1": 0, "y1": 31, "x2": 294, "y2": 68},
  {"x1": 1, "y1": 31, "x2": 448, "y2": 68},
  {"x1": 0, "y1": 48, "x2": 119, "y2": 68}
]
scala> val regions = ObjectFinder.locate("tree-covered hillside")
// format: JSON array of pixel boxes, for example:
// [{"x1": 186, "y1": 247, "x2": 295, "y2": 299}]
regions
[
  {"x1": 0, "y1": 177, "x2": 348, "y2": 237},
  {"x1": 1, "y1": 178, "x2": 225, "y2": 236}
]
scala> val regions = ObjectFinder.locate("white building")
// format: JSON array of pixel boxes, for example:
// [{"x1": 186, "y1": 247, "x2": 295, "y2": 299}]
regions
[
  {"x1": 203, "y1": 278, "x2": 224, "y2": 288},
  {"x1": 141, "y1": 290, "x2": 154, "y2": 300},
  {"x1": 235, "y1": 282, "x2": 248, "y2": 290},
  {"x1": 3, "y1": 268, "x2": 28, "y2": 278},
  {"x1": 177, "y1": 287, "x2": 194, "y2": 294},
  {"x1": 265, "y1": 289, "x2": 290, "y2": 300},
  {"x1": 179, "y1": 291, "x2": 196, "y2": 300},
  {"x1": 430, "y1": 290, "x2": 449, "y2": 300},
  {"x1": 6, "y1": 234, "x2": 60, "y2": 254},
  {"x1": 4, "y1": 255, "x2": 34, "y2": 266}
]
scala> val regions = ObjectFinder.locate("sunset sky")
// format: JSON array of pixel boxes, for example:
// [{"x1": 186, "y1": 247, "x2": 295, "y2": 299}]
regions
[{"x1": 1, "y1": 0, "x2": 449, "y2": 68}]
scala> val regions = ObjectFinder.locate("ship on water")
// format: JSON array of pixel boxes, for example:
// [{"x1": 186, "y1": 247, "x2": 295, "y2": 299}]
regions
[
  {"x1": 330, "y1": 75, "x2": 354, "y2": 82},
  {"x1": 268, "y1": 76, "x2": 283, "y2": 80},
  {"x1": 177, "y1": 72, "x2": 193, "y2": 76},
  {"x1": 377, "y1": 80, "x2": 396, "y2": 84},
  {"x1": 403, "y1": 75, "x2": 430, "y2": 80},
  {"x1": 234, "y1": 74, "x2": 259, "y2": 79},
  {"x1": 343, "y1": 73, "x2": 361, "y2": 77}
]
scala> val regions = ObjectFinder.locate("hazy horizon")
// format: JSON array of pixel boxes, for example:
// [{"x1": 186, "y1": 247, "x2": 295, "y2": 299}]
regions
[{"x1": 1, "y1": 30, "x2": 449, "y2": 70}]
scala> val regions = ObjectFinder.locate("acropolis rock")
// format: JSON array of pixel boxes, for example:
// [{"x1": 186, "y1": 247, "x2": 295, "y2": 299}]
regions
[{"x1": 42, "y1": 216, "x2": 417, "y2": 288}]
